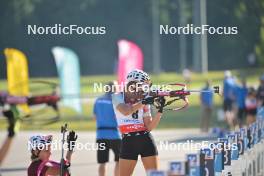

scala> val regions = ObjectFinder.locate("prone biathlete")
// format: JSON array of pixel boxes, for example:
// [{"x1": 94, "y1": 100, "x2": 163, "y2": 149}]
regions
[{"x1": 112, "y1": 69, "x2": 165, "y2": 176}]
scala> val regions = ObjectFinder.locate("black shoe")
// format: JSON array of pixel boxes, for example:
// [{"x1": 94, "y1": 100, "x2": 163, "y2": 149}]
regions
[{"x1": 3, "y1": 110, "x2": 16, "y2": 137}]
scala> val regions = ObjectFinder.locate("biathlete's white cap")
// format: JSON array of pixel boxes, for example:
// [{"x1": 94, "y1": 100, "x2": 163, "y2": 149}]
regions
[{"x1": 126, "y1": 69, "x2": 150, "y2": 83}]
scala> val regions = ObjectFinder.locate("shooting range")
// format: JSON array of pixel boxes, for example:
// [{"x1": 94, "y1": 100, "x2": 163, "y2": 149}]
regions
[{"x1": 0, "y1": 0, "x2": 264, "y2": 175}]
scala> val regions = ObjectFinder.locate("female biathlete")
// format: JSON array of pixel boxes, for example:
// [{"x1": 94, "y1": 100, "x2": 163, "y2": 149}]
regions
[
  {"x1": 27, "y1": 131, "x2": 77, "y2": 176},
  {"x1": 112, "y1": 69, "x2": 165, "y2": 176}
]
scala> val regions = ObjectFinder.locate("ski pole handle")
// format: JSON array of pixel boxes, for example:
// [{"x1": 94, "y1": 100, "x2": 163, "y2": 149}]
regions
[{"x1": 61, "y1": 123, "x2": 68, "y2": 133}]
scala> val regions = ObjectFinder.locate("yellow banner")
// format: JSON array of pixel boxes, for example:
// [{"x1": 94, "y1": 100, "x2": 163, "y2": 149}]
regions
[{"x1": 4, "y1": 48, "x2": 30, "y2": 114}]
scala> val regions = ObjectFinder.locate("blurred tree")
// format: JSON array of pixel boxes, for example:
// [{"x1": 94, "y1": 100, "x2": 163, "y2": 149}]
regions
[
  {"x1": 7, "y1": 0, "x2": 41, "y2": 23},
  {"x1": 246, "y1": 0, "x2": 264, "y2": 66},
  {"x1": 0, "y1": 0, "x2": 263, "y2": 78},
  {"x1": 234, "y1": 0, "x2": 264, "y2": 66},
  {"x1": 207, "y1": 0, "x2": 262, "y2": 69}
]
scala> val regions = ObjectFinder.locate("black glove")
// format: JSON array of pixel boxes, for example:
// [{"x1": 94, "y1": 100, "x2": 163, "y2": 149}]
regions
[
  {"x1": 141, "y1": 96, "x2": 154, "y2": 105},
  {"x1": 67, "y1": 130, "x2": 78, "y2": 151},
  {"x1": 157, "y1": 97, "x2": 166, "y2": 113}
]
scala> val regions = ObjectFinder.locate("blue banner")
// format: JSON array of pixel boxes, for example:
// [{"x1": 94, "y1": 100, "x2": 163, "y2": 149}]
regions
[{"x1": 52, "y1": 46, "x2": 82, "y2": 114}]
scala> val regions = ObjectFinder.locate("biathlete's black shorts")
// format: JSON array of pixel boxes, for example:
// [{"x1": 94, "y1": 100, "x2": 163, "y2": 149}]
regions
[
  {"x1": 120, "y1": 131, "x2": 158, "y2": 160},
  {"x1": 223, "y1": 99, "x2": 233, "y2": 112},
  {"x1": 96, "y1": 139, "x2": 121, "y2": 164}
]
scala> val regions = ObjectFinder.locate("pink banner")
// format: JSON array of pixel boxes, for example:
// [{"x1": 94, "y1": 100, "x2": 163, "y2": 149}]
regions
[{"x1": 117, "y1": 40, "x2": 143, "y2": 85}]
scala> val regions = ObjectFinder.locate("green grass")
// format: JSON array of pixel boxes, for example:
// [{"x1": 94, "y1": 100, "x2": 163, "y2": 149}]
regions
[{"x1": 0, "y1": 68, "x2": 262, "y2": 131}]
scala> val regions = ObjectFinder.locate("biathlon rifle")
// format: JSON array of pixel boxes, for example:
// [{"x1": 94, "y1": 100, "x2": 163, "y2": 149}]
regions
[{"x1": 145, "y1": 83, "x2": 220, "y2": 111}]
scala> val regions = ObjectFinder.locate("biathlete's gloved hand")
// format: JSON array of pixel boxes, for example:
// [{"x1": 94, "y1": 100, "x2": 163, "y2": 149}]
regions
[
  {"x1": 67, "y1": 130, "x2": 78, "y2": 151},
  {"x1": 157, "y1": 97, "x2": 166, "y2": 113},
  {"x1": 142, "y1": 96, "x2": 154, "y2": 105}
]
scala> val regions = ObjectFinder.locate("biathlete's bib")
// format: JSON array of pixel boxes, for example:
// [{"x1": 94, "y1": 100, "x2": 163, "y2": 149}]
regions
[{"x1": 112, "y1": 93, "x2": 151, "y2": 134}]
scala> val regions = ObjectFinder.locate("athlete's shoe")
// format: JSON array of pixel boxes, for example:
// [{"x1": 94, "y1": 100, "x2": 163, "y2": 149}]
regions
[{"x1": 3, "y1": 106, "x2": 20, "y2": 138}]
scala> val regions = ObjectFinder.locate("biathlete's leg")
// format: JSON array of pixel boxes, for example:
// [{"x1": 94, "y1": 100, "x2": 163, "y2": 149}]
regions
[
  {"x1": 0, "y1": 137, "x2": 13, "y2": 166},
  {"x1": 99, "y1": 163, "x2": 106, "y2": 176},
  {"x1": 112, "y1": 139, "x2": 121, "y2": 176},
  {"x1": 97, "y1": 145, "x2": 109, "y2": 176},
  {"x1": 0, "y1": 107, "x2": 19, "y2": 166},
  {"x1": 141, "y1": 155, "x2": 158, "y2": 172},
  {"x1": 114, "y1": 161, "x2": 119, "y2": 176},
  {"x1": 119, "y1": 159, "x2": 137, "y2": 176}
]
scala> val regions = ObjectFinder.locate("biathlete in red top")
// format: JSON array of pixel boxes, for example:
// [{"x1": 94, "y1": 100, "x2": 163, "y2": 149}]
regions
[
  {"x1": 112, "y1": 69, "x2": 165, "y2": 176},
  {"x1": 27, "y1": 131, "x2": 77, "y2": 176}
]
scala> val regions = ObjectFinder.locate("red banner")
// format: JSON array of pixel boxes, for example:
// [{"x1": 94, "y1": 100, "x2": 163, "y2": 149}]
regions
[{"x1": 117, "y1": 40, "x2": 143, "y2": 85}]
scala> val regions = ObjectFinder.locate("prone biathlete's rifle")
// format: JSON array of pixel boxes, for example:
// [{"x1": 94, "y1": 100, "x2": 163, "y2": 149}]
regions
[{"x1": 145, "y1": 83, "x2": 220, "y2": 111}]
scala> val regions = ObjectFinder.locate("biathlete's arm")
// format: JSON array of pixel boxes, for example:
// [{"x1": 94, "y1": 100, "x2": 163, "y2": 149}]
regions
[
  {"x1": 44, "y1": 149, "x2": 73, "y2": 175},
  {"x1": 143, "y1": 97, "x2": 165, "y2": 131},
  {"x1": 66, "y1": 130, "x2": 77, "y2": 163},
  {"x1": 143, "y1": 112, "x2": 162, "y2": 131},
  {"x1": 44, "y1": 151, "x2": 73, "y2": 175},
  {"x1": 116, "y1": 102, "x2": 144, "y2": 116},
  {"x1": 66, "y1": 150, "x2": 73, "y2": 162}
]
